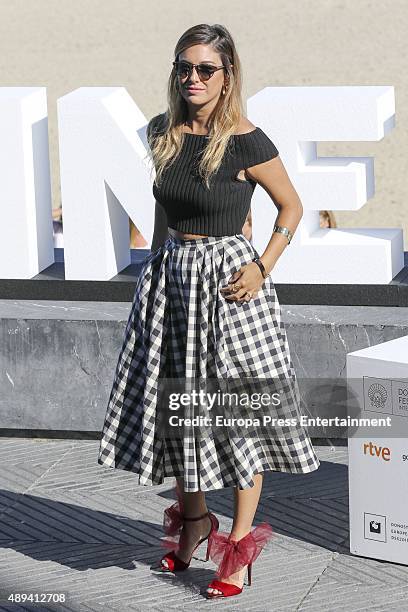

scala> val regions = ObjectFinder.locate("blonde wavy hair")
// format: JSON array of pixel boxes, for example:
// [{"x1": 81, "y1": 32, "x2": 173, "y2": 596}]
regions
[{"x1": 145, "y1": 23, "x2": 245, "y2": 190}]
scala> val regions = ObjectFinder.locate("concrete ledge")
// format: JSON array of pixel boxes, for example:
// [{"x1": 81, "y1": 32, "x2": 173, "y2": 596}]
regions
[{"x1": 1, "y1": 300, "x2": 408, "y2": 433}]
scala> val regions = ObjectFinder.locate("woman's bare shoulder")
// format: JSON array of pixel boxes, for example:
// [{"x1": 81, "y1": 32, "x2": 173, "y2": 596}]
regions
[{"x1": 234, "y1": 117, "x2": 257, "y2": 136}]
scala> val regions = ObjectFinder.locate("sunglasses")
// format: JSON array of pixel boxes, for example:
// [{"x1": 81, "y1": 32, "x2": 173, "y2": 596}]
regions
[{"x1": 173, "y1": 60, "x2": 228, "y2": 82}]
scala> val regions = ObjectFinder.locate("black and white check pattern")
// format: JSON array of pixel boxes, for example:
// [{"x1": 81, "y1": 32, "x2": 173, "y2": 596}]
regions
[{"x1": 97, "y1": 233, "x2": 320, "y2": 491}]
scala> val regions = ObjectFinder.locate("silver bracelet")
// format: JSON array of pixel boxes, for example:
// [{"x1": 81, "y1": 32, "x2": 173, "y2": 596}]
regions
[{"x1": 273, "y1": 225, "x2": 293, "y2": 245}]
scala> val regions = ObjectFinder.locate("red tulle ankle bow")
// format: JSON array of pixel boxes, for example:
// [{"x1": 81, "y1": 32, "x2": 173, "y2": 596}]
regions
[
  {"x1": 207, "y1": 522, "x2": 273, "y2": 579},
  {"x1": 160, "y1": 483, "x2": 185, "y2": 551}
]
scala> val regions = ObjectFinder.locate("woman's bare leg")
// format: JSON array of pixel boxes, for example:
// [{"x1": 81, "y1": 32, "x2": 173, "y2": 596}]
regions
[
  {"x1": 160, "y1": 478, "x2": 212, "y2": 567},
  {"x1": 207, "y1": 473, "x2": 264, "y2": 594}
]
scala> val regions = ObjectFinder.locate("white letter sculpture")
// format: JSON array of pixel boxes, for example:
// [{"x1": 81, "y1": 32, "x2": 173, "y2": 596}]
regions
[
  {"x1": 0, "y1": 85, "x2": 401, "y2": 283},
  {"x1": 248, "y1": 86, "x2": 401, "y2": 284}
]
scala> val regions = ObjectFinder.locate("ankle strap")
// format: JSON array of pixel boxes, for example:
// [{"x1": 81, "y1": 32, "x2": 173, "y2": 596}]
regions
[{"x1": 182, "y1": 510, "x2": 209, "y2": 521}]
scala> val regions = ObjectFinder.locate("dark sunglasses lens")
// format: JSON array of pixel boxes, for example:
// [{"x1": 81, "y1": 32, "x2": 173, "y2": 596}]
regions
[
  {"x1": 197, "y1": 65, "x2": 215, "y2": 80},
  {"x1": 174, "y1": 62, "x2": 215, "y2": 80},
  {"x1": 175, "y1": 62, "x2": 190, "y2": 77}
]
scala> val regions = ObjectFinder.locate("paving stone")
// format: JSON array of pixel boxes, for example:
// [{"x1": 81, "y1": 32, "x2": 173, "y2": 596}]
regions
[{"x1": 0, "y1": 440, "x2": 406, "y2": 611}]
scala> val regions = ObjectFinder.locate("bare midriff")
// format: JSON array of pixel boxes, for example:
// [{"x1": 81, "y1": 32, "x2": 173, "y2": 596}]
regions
[{"x1": 168, "y1": 227, "x2": 209, "y2": 240}]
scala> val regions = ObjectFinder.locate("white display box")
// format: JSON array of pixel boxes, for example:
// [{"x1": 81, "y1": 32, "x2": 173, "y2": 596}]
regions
[{"x1": 347, "y1": 335, "x2": 408, "y2": 565}]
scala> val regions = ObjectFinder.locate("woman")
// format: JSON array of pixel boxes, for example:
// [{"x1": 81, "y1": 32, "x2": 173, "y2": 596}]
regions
[{"x1": 98, "y1": 23, "x2": 320, "y2": 600}]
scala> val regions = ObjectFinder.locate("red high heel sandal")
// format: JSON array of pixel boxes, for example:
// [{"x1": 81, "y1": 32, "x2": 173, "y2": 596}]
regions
[
  {"x1": 206, "y1": 522, "x2": 274, "y2": 598},
  {"x1": 158, "y1": 496, "x2": 219, "y2": 572}
]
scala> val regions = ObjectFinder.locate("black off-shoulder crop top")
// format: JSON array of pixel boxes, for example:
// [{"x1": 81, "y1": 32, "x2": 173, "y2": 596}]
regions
[{"x1": 147, "y1": 113, "x2": 279, "y2": 236}]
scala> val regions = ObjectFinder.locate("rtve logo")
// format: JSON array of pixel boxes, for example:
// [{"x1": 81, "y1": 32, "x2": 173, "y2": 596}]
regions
[{"x1": 363, "y1": 441, "x2": 391, "y2": 461}]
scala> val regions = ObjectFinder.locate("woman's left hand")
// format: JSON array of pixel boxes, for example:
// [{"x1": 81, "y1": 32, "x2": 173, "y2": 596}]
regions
[{"x1": 220, "y1": 262, "x2": 268, "y2": 303}]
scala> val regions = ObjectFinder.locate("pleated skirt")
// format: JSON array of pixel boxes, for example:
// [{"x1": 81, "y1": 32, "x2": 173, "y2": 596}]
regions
[{"x1": 97, "y1": 232, "x2": 320, "y2": 491}]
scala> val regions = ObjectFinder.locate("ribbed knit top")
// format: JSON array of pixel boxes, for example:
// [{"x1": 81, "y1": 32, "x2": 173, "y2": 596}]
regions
[{"x1": 147, "y1": 114, "x2": 279, "y2": 236}]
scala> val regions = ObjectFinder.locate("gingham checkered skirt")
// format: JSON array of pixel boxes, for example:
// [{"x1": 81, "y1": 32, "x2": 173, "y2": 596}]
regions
[{"x1": 97, "y1": 233, "x2": 320, "y2": 491}]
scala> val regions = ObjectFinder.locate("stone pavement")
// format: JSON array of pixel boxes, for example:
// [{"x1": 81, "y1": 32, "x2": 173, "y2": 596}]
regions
[{"x1": 0, "y1": 439, "x2": 407, "y2": 611}]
